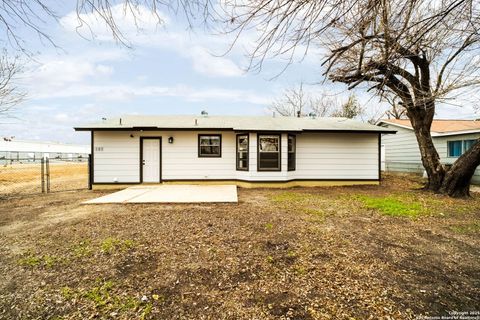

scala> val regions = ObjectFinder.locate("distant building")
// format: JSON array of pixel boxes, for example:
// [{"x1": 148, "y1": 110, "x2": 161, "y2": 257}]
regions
[
  {"x1": 0, "y1": 138, "x2": 90, "y2": 161},
  {"x1": 378, "y1": 119, "x2": 480, "y2": 184}
]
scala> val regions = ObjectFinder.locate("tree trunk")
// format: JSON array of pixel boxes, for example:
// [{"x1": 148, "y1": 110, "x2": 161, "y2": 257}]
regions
[
  {"x1": 407, "y1": 104, "x2": 445, "y2": 192},
  {"x1": 439, "y1": 141, "x2": 480, "y2": 198},
  {"x1": 407, "y1": 102, "x2": 479, "y2": 197}
]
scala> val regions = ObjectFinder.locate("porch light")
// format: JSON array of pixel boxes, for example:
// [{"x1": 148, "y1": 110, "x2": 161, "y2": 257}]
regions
[{"x1": 168, "y1": 137, "x2": 174, "y2": 144}]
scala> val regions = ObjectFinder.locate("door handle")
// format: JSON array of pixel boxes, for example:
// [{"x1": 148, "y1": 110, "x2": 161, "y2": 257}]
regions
[{"x1": 142, "y1": 160, "x2": 145, "y2": 165}]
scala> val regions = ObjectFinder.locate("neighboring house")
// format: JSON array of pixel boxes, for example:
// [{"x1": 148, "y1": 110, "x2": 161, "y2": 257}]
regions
[
  {"x1": 74, "y1": 115, "x2": 395, "y2": 188},
  {"x1": 0, "y1": 138, "x2": 90, "y2": 161},
  {"x1": 378, "y1": 119, "x2": 480, "y2": 184}
]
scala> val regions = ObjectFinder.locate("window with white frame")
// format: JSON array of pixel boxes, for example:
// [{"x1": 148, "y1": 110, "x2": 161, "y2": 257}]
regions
[
  {"x1": 448, "y1": 139, "x2": 477, "y2": 157},
  {"x1": 464, "y1": 139, "x2": 476, "y2": 152}
]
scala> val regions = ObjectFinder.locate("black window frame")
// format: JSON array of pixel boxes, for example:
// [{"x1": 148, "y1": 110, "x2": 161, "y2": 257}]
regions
[
  {"x1": 287, "y1": 134, "x2": 296, "y2": 171},
  {"x1": 198, "y1": 134, "x2": 222, "y2": 158},
  {"x1": 236, "y1": 133, "x2": 249, "y2": 171},
  {"x1": 257, "y1": 133, "x2": 281, "y2": 172}
]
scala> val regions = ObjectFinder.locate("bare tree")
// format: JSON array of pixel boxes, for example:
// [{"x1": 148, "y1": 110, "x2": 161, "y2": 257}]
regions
[
  {"x1": 0, "y1": 53, "x2": 25, "y2": 117},
  {"x1": 271, "y1": 85, "x2": 366, "y2": 119},
  {"x1": 322, "y1": 1, "x2": 480, "y2": 197},
  {"x1": 384, "y1": 96, "x2": 407, "y2": 120},
  {"x1": 217, "y1": 0, "x2": 480, "y2": 197},
  {"x1": 270, "y1": 82, "x2": 309, "y2": 117},
  {"x1": 270, "y1": 82, "x2": 340, "y2": 117},
  {"x1": 310, "y1": 93, "x2": 338, "y2": 117}
]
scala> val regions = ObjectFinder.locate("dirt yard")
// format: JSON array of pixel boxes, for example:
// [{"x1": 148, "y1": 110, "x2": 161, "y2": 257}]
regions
[{"x1": 0, "y1": 174, "x2": 479, "y2": 319}]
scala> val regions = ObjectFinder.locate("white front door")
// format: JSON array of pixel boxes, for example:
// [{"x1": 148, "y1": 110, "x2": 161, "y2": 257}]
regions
[{"x1": 142, "y1": 139, "x2": 161, "y2": 183}]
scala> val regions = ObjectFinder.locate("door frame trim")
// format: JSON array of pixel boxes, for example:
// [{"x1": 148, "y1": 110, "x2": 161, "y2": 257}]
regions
[{"x1": 140, "y1": 136, "x2": 162, "y2": 183}]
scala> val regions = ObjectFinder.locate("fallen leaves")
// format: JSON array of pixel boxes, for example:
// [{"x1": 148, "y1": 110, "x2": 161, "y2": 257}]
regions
[{"x1": 0, "y1": 173, "x2": 479, "y2": 319}]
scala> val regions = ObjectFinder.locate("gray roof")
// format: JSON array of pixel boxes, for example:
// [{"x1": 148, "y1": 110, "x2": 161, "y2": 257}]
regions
[{"x1": 74, "y1": 115, "x2": 396, "y2": 133}]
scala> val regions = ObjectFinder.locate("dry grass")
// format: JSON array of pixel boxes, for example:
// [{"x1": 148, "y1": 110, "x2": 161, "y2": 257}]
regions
[
  {"x1": 0, "y1": 173, "x2": 479, "y2": 319},
  {"x1": 0, "y1": 162, "x2": 87, "y2": 196}
]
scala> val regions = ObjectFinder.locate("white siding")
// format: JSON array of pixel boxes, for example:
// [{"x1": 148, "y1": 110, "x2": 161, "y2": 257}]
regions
[
  {"x1": 93, "y1": 130, "x2": 380, "y2": 183},
  {"x1": 382, "y1": 124, "x2": 480, "y2": 184},
  {"x1": 294, "y1": 133, "x2": 379, "y2": 179},
  {"x1": 93, "y1": 131, "x2": 237, "y2": 183},
  {"x1": 93, "y1": 131, "x2": 140, "y2": 183},
  {"x1": 382, "y1": 125, "x2": 422, "y2": 173},
  {"x1": 162, "y1": 131, "x2": 236, "y2": 180}
]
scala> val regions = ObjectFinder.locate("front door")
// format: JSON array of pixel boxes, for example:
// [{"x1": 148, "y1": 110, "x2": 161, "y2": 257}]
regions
[{"x1": 142, "y1": 138, "x2": 161, "y2": 183}]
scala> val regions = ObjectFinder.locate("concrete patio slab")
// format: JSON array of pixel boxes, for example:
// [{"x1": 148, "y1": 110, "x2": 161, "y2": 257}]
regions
[
  {"x1": 84, "y1": 185, "x2": 238, "y2": 204},
  {"x1": 83, "y1": 188, "x2": 151, "y2": 204}
]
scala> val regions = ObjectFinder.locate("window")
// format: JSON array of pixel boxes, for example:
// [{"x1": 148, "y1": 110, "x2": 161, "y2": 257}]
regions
[
  {"x1": 258, "y1": 134, "x2": 281, "y2": 171},
  {"x1": 448, "y1": 139, "x2": 477, "y2": 157},
  {"x1": 464, "y1": 139, "x2": 476, "y2": 152},
  {"x1": 236, "y1": 134, "x2": 249, "y2": 171},
  {"x1": 288, "y1": 135, "x2": 296, "y2": 171},
  {"x1": 448, "y1": 141, "x2": 462, "y2": 157},
  {"x1": 198, "y1": 134, "x2": 221, "y2": 157}
]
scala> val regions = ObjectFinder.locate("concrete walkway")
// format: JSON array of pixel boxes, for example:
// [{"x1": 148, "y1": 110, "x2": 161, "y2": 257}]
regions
[{"x1": 84, "y1": 185, "x2": 238, "y2": 204}]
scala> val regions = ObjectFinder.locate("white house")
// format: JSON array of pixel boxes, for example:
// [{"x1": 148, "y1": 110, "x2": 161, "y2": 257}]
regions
[
  {"x1": 74, "y1": 115, "x2": 395, "y2": 188},
  {"x1": 378, "y1": 119, "x2": 480, "y2": 184}
]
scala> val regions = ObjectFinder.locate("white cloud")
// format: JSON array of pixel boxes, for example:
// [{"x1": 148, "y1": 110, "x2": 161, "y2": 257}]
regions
[
  {"x1": 23, "y1": 58, "x2": 114, "y2": 96},
  {"x1": 1, "y1": 103, "x2": 107, "y2": 144},
  {"x1": 95, "y1": 64, "x2": 114, "y2": 76},
  {"x1": 60, "y1": 4, "x2": 244, "y2": 78},
  {"x1": 33, "y1": 60, "x2": 98, "y2": 85},
  {"x1": 53, "y1": 113, "x2": 70, "y2": 123},
  {"x1": 21, "y1": 47, "x2": 129, "y2": 95},
  {"x1": 60, "y1": 4, "x2": 168, "y2": 42},
  {"x1": 187, "y1": 46, "x2": 244, "y2": 77},
  {"x1": 29, "y1": 82, "x2": 271, "y2": 105}
]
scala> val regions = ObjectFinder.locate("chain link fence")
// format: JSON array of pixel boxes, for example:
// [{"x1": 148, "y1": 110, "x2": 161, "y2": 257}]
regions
[{"x1": 0, "y1": 156, "x2": 90, "y2": 198}]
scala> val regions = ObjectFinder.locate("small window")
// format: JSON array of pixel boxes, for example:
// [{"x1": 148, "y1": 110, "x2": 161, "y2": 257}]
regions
[
  {"x1": 464, "y1": 139, "x2": 476, "y2": 152},
  {"x1": 236, "y1": 134, "x2": 249, "y2": 171},
  {"x1": 198, "y1": 134, "x2": 221, "y2": 157},
  {"x1": 288, "y1": 135, "x2": 296, "y2": 171},
  {"x1": 448, "y1": 140, "x2": 462, "y2": 157},
  {"x1": 258, "y1": 134, "x2": 281, "y2": 171}
]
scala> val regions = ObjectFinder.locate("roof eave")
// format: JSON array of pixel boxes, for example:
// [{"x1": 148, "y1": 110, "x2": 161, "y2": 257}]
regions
[
  {"x1": 302, "y1": 129, "x2": 396, "y2": 134},
  {"x1": 74, "y1": 126, "x2": 237, "y2": 131},
  {"x1": 432, "y1": 129, "x2": 480, "y2": 137},
  {"x1": 74, "y1": 127, "x2": 395, "y2": 134},
  {"x1": 377, "y1": 121, "x2": 413, "y2": 131}
]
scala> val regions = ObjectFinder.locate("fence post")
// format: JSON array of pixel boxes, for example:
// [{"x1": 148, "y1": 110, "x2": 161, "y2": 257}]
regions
[
  {"x1": 88, "y1": 154, "x2": 92, "y2": 190},
  {"x1": 46, "y1": 158, "x2": 50, "y2": 193},
  {"x1": 41, "y1": 158, "x2": 45, "y2": 193}
]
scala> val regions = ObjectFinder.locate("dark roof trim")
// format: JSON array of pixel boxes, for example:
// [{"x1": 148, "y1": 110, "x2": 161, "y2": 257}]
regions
[
  {"x1": 74, "y1": 127, "x2": 236, "y2": 132},
  {"x1": 74, "y1": 127, "x2": 393, "y2": 133},
  {"x1": 302, "y1": 129, "x2": 396, "y2": 134}
]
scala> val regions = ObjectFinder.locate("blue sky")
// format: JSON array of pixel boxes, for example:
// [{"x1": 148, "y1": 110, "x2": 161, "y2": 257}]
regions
[{"x1": 1, "y1": 2, "x2": 478, "y2": 144}]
